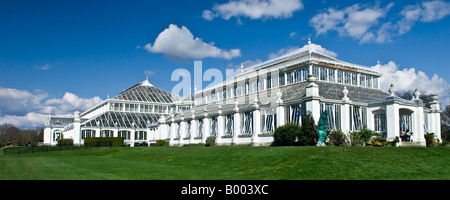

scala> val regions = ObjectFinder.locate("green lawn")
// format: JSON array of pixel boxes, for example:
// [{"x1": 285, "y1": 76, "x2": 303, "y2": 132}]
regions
[{"x1": 1, "y1": 146, "x2": 449, "y2": 180}]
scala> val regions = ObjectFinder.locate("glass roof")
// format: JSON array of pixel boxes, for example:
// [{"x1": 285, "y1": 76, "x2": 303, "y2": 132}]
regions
[
  {"x1": 113, "y1": 80, "x2": 181, "y2": 103},
  {"x1": 81, "y1": 111, "x2": 162, "y2": 129}
]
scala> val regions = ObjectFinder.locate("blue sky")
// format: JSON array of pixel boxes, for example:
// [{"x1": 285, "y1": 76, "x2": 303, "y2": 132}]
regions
[{"x1": 0, "y1": 0, "x2": 449, "y2": 128}]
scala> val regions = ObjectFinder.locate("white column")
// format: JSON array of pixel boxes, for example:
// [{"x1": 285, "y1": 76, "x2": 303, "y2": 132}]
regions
[
  {"x1": 130, "y1": 129, "x2": 135, "y2": 147},
  {"x1": 386, "y1": 103, "x2": 400, "y2": 143},
  {"x1": 73, "y1": 111, "x2": 81, "y2": 146},
  {"x1": 275, "y1": 91, "x2": 285, "y2": 127},
  {"x1": 202, "y1": 117, "x2": 210, "y2": 143},
  {"x1": 169, "y1": 122, "x2": 176, "y2": 146},
  {"x1": 252, "y1": 108, "x2": 261, "y2": 145},
  {"x1": 216, "y1": 105, "x2": 224, "y2": 145},
  {"x1": 232, "y1": 101, "x2": 240, "y2": 144},
  {"x1": 430, "y1": 95, "x2": 441, "y2": 141},
  {"x1": 341, "y1": 103, "x2": 350, "y2": 135},
  {"x1": 180, "y1": 120, "x2": 186, "y2": 146},
  {"x1": 305, "y1": 75, "x2": 320, "y2": 123},
  {"x1": 190, "y1": 119, "x2": 197, "y2": 144}
]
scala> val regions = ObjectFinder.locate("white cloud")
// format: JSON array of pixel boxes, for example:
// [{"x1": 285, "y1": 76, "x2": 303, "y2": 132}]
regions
[
  {"x1": 0, "y1": 112, "x2": 49, "y2": 129},
  {"x1": 398, "y1": 1, "x2": 450, "y2": 35},
  {"x1": 203, "y1": 0, "x2": 304, "y2": 21},
  {"x1": 36, "y1": 64, "x2": 51, "y2": 70},
  {"x1": 144, "y1": 70, "x2": 155, "y2": 77},
  {"x1": 370, "y1": 61, "x2": 450, "y2": 104},
  {"x1": 311, "y1": 1, "x2": 450, "y2": 43},
  {"x1": 310, "y1": 3, "x2": 394, "y2": 43},
  {"x1": 0, "y1": 87, "x2": 47, "y2": 116},
  {"x1": 44, "y1": 92, "x2": 103, "y2": 115},
  {"x1": 0, "y1": 87, "x2": 102, "y2": 128},
  {"x1": 144, "y1": 24, "x2": 241, "y2": 61}
]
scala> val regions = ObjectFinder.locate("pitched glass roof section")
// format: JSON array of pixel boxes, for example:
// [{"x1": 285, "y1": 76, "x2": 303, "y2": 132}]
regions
[
  {"x1": 113, "y1": 80, "x2": 181, "y2": 103},
  {"x1": 81, "y1": 111, "x2": 162, "y2": 129}
]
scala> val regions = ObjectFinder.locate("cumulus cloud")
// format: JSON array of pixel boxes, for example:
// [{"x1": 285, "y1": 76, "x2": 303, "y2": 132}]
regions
[
  {"x1": 144, "y1": 24, "x2": 241, "y2": 61},
  {"x1": 0, "y1": 87, "x2": 48, "y2": 116},
  {"x1": 0, "y1": 112, "x2": 50, "y2": 129},
  {"x1": 203, "y1": 0, "x2": 304, "y2": 21},
  {"x1": 310, "y1": 3, "x2": 394, "y2": 43},
  {"x1": 44, "y1": 92, "x2": 103, "y2": 115},
  {"x1": 398, "y1": 1, "x2": 450, "y2": 35},
  {"x1": 370, "y1": 61, "x2": 450, "y2": 103},
  {"x1": 310, "y1": 1, "x2": 450, "y2": 43},
  {"x1": 0, "y1": 87, "x2": 102, "y2": 128}
]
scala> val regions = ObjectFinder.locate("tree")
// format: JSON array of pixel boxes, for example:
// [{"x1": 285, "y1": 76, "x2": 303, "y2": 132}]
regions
[
  {"x1": 0, "y1": 123, "x2": 39, "y2": 147},
  {"x1": 296, "y1": 112, "x2": 317, "y2": 146},
  {"x1": 441, "y1": 104, "x2": 450, "y2": 142}
]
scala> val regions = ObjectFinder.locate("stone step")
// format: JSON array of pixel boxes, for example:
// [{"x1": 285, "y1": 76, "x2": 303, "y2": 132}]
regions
[{"x1": 400, "y1": 141, "x2": 424, "y2": 147}]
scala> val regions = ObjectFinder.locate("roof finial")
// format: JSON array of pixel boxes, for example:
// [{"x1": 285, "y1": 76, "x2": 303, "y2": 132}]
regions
[
  {"x1": 377, "y1": 60, "x2": 380, "y2": 66},
  {"x1": 308, "y1": 37, "x2": 311, "y2": 45},
  {"x1": 146, "y1": 75, "x2": 148, "y2": 81}
]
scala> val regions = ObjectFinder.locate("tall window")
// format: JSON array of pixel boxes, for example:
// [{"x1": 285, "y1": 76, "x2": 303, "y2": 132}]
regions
[
  {"x1": 211, "y1": 118, "x2": 217, "y2": 136},
  {"x1": 313, "y1": 66, "x2": 320, "y2": 78},
  {"x1": 360, "y1": 74, "x2": 366, "y2": 87},
  {"x1": 320, "y1": 67, "x2": 328, "y2": 81},
  {"x1": 118, "y1": 130, "x2": 130, "y2": 140},
  {"x1": 320, "y1": 104, "x2": 341, "y2": 130},
  {"x1": 198, "y1": 121, "x2": 203, "y2": 137},
  {"x1": 186, "y1": 122, "x2": 191, "y2": 138},
  {"x1": 374, "y1": 113, "x2": 386, "y2": 132},
  {"x1": 243, "y1": 112, "x2": 253, "y2": 135},
  {"x1": 338, "y1": 71, "x2": 343, "y2": 83},
  {"x1": 367, "y1": 76, "x2": 373, "y2": 88},
  {"x1": 350, "y1": 106, "x2": 367, "y2": 131},
  {"x1": 267, "y1": 76, "x2": 272, "y2": 89},
  {"x1": 278, "y1": 72, "x2": 285, "y2": 86},
  {"x1": 290, "y1": 105, "x2": 302, "y2": 125},
  {"x1": 295, "y1": 70, "x2": 301, "y2": 82},
  {"x1": 302, "y1": 68, "x2": 309, "y2": 81},
  {"x1": 328, "y1": 69, "x2": 335, "y2": 82},
  {"x1": 225, "y1": 115, "x2": 234, "y2": 136},
  {"x1": 286, "y1": 71, "x2": 293, "y2": 84},
  {"x1": 344, "y1": 72, "x2": 351, "y2": 85},
  {"x1": 263, "y1": 112, "x2": 274, "y2": 133},
  {"x1": 352, "y1": 73, "x2": 358, "y2": 86}
]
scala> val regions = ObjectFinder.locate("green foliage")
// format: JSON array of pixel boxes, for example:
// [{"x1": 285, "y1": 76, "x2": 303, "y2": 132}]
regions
[
  {"x1": 274, "y1": 122, "x2": 301, "y2": 146},
  {"x1": 156, "y1": 140, "x2": 168, "y2": 146},
  {"x1": 206, "y1": 136, "x2": 216, "y2": 147},
  {"x1": 297, "y1": 112, "x2": 317, "y2": 146},
  {"x1": 84, "y1": 137, "x2": 124, "y2": 147},
  {"x1": 57, "y1": 139, "x2": 73, "y2": 146},
  {"x1": 367, "y1": 133, "x2": 387, "y2": 147},
  {"x1": 424, "y1": 133, "x2": 439, "y2": 147},
  {"x1": 349, "y1": 127, "x2": 374, "y2": 146},
  {"x1": 424, "y1": 133, "x2": 434, "y2": 147},
  {"x1": 328, "y1": 130, "x2": 348, "y2": 146}
]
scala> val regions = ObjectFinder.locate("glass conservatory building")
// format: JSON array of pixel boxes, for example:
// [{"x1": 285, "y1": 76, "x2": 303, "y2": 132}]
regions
[
  {"x1": 44, "y1": 41, "x2": 442, "y2": 147},
  {"x1": 43, "y1": 80, "x2": 194, "y2": 146}
]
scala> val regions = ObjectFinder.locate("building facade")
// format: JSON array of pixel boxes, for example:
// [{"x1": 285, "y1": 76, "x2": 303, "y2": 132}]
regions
[{"x1": 44, "y1": 41, "x2": 442, "y2": 147}]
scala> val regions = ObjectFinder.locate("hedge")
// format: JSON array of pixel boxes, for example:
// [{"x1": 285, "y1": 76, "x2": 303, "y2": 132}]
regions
[{"x1": 84, "y1": 137, "x2": 124, "y2": 147}]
